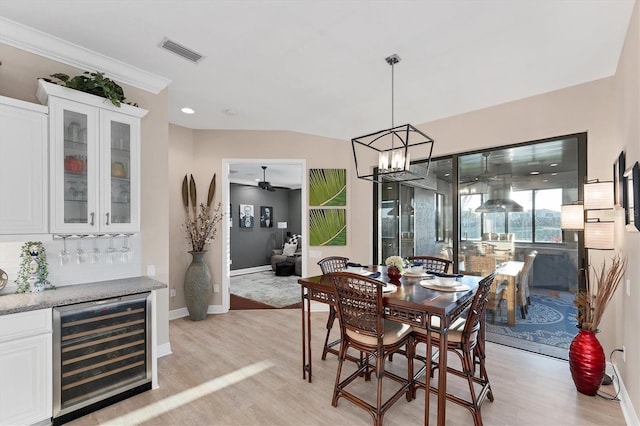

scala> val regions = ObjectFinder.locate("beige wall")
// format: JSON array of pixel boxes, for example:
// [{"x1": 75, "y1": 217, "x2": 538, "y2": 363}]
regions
[
  {"x1": 168, "y1": 124, "x2": 195, "y2": 312},
  {"x1": 168, "y1": 128, "x2": 372, "y2": 308},
  {"x1": 615, "y1": 0, "x2": 640, "y2": 413},
  {"x1": 0, "y1": 42, "x2": 171, "y2": 348}
]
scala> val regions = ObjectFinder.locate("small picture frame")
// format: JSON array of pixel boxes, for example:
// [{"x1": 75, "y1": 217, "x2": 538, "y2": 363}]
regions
[
  {"x1": 260, "y1": 206, "x2": 273, "y2": 228},
  {"x1": 239, "y1": 204, "x2": 254, "y2": 228},
  {"x1": 613, "y1": 151, "x2": 625, "y2": 210},
  {"x1": 624, "y1": 161, "x2": 640, "y2": 232}
]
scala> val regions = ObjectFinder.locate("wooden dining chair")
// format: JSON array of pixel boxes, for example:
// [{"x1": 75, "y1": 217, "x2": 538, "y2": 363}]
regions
[
  {"x1": 327, "y1": 272, "x2": 413, "y2": 426},
  {"x1": 411, "y1": 272, "x2": 496, "y2": 426},
  {"x1": 517, "y1": 251, "x2": 537, "y2": 318},
  {"x1": 465, "y1": 255, "x2": 496, "y2": 277},
  {"x1": 317, "y1": 256, "x2": 349, "y2": 360},
  {"x1": 407, "y1": 256, "x2": 452, "y2": 273},
  {"x1": 489, "y1": 250, "x2": 538, "y2": 322}
]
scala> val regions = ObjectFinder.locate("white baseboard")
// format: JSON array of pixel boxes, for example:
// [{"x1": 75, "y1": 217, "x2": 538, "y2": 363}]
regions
[
  {"x1": 610, "y1": 362, "x2": 640, "y2": 425},
  {"x1": 230, "y1": 265, "x2": 272, "y2": 276},
  {"x1": 168, "y1": 307, "x2": 189, "y2": 320},
  {"x1": 169, "y1": 304, "x2": 227, "y2": 321},
  {"x1": 156, "y1": 342, "x2": 172, "y2": 358}
]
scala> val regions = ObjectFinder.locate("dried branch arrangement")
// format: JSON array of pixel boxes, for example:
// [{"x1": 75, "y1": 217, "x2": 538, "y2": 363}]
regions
[
  {"x1": 181, "y1": 173, "x2": 223, "y2": 252},
  {"x1": 574, "y1": 254, "x2": 627, "y2": 331}
]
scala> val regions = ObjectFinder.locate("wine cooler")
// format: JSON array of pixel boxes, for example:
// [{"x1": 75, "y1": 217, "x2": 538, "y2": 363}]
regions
[{"x1": 52, "y1": 292, "x2": 152, "y2": 424}]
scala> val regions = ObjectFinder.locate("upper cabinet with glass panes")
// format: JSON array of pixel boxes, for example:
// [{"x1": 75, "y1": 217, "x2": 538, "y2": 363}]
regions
[{"x1": 36, "y1": 79, "x2": 148, "y2": 234}]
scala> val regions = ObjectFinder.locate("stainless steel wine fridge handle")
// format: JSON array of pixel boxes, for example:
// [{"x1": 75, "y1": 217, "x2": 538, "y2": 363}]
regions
[
  {"x1": 105, "y1": 212, "x2": 110, "y2": 226},
  {"x1": 90, "y1": 212, "x2": 94, "y2": 226}
]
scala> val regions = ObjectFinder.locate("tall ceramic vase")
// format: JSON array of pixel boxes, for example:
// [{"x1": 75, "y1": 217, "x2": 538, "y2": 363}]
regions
[
  {"x1": 568, "y1": 328, "x2": 605, "y2": 396},
  {"x1": 184, "y1": 251, "x2": 212, "y2": 321}
]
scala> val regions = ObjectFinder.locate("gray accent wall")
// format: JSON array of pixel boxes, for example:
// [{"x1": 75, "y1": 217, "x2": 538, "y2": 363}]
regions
[{"x1": 230, "y1": 184, "x2": 301, "y2": 270}]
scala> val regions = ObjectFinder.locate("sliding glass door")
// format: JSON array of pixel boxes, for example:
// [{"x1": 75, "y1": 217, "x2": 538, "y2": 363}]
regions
[
  {"x1": 379, "y1": 158, "x2": 453, "y2": 262},
  {"x1": 375, "y1": 133, "x2": 586, "y2": 359}
]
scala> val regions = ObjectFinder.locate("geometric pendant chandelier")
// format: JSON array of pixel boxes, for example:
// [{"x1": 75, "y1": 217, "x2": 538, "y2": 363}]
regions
[{"x1": 352, "y1": 54, "x2": 434, "y2": 183}]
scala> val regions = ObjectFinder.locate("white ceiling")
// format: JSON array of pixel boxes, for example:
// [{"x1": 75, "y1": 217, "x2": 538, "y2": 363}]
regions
[{"x1": 0, "y1": 1, "x2": 635, "y2": 186}]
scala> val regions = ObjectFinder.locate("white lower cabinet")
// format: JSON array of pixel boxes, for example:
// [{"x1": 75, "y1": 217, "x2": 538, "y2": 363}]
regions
[{"x1": 0, "y1": 309, "x2": 52, "y2": 426}]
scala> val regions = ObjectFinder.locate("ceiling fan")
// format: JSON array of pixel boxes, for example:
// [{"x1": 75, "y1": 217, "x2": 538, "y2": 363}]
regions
[
  {"x1": 258, "y1": 166, "x2": 276, "y2": 191},
  {"x1": 460, "y1": 152, "x2": 503, "y2": 186}
]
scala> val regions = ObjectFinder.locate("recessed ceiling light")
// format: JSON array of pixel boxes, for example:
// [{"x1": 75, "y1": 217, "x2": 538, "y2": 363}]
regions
[
  {"x1": 530, "y1": 171, "x2": 540, "y2": 175},
  {"x1": 444, "y1": 173, "x2": 450, "y2": 177},
  {"x1": 181, "y1": 107, "x2": 195, "y2": 114},
  {"x1": 551, "y1": 172, "x2": 558, "y2": 176},
  {"x1": 550, "y1": 163, "x2": 558, "y2": 167}
]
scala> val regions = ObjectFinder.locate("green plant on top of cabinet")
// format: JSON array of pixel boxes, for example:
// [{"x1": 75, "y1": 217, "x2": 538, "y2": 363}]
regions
[{"x1": 36, "y1": 79, "x2": 148, "y2": 234}]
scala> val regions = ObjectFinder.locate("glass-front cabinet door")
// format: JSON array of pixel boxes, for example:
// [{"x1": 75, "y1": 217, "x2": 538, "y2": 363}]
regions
[
  {"x1": 40, "y1": 79, "x2": 146, "y2": 234},
  {"x1": 50, "y1": 98, "x2": 99, "y2": 234},
  {"x1": 100, "y1": 111, "x2": 139, "y2": 232}
]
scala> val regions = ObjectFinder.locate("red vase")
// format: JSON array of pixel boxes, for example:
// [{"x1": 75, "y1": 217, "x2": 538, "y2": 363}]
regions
[
  {"x1": 387, "y1": 266, "x2": 402, "y2": 281},
  {"x1": 568, "y1": 329, "x2": 605, "y2": 396}
]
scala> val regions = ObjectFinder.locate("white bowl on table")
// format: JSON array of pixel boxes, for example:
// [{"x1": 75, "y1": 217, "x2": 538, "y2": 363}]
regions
[
  {"x1": 346, "y1": 266, "x2": 364, "y2": 274},
  {"x1": 434, "y1": 276, "x2": 458, "y2": 287},
  {"x1": 409, "y1": 265, "x2": 424, "y2": 274}
]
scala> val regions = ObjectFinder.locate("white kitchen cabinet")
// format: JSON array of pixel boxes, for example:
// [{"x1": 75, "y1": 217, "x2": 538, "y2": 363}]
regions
[
  {"x1": 36, "y1": 80, "x2": 147, "y2": 234},
  {"x1": 0, "y1": 309, "x2": 52, "y2": 426},
  {"x1": 0, "y1": 96, "x2": 48, "y2": 234}
]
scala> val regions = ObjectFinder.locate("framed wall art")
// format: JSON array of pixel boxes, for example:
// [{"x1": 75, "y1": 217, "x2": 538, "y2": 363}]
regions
[
  {"x1": 613, "y1": 151, "x2": 626, "y2": 209},
  {"x1": 260, "y1": 206, "x2": 273, "y2": 228},
  {"x1": 309, "y1": 208, "x2": 346, "y2": 246},
  {"x1": 309, "y1": 168, "x2": 346, "y2": 206},
  {"x1": 239, "y1": 204, "x2": 254, "y2": 228},
  {"x1": 624, "y1": 161, "x2": 640, "y2": 232}
]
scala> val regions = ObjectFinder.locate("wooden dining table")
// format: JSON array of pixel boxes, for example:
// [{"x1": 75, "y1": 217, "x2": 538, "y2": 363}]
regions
[{"x1": 297, "y1": 266, "x2": 482, "y2": 426}]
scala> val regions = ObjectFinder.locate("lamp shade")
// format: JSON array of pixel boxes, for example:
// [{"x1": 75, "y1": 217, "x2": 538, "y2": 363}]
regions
[
  {"x1": 584, "y1": 181, "x2": 613, "y2": 210},
  {"x1": 561, "y1": 204, "x2": 584, "y2": 230},
  {"x1": 584, "y1": 221, "x2": 614, "y2": 250},
  {"x1": 277, "y1": 222, "x2": 288, "y2": 229}
]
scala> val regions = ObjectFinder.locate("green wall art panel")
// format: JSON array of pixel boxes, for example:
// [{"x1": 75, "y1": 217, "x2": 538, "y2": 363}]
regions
[
  {"x1": 309, "y1": 168, "x2": 346, "y2": 206},
  {"x1": 309, "y1": 209, "x2": 346, "y2": 246}
]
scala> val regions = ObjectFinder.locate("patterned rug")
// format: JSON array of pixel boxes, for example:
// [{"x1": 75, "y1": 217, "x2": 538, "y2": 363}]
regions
[
  {"x1": 486, "y1": 288, "x2": 578, "y2": 355},
  {"x1": 230, "y1": 271, "x2": 302, "y2": 308}
]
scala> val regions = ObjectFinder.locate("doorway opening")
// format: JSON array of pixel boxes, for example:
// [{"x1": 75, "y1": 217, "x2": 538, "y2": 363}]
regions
[{"x1": 221, "y1": 159, "x2": 307, "y2": 311}]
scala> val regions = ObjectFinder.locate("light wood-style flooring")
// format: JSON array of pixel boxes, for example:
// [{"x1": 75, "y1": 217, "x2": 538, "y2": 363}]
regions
[{"x1": 69, "y1": 309, "x2": 625, "y2": 425}]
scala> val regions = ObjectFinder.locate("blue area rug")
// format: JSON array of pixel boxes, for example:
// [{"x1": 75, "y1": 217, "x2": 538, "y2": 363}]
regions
[{"x1": 486, "y1": 288, "x2": 578, "y2": 351}]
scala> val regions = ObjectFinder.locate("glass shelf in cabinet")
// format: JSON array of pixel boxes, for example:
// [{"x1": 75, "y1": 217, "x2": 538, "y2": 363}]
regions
[{"x1": 111, "y1": 146, "x2": 130, "y2": 154}]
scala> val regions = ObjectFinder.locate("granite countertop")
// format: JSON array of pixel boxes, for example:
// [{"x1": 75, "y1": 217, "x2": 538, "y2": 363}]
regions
[{"x1": 0, "y1": 276, "x2": 167, "y2": 315}]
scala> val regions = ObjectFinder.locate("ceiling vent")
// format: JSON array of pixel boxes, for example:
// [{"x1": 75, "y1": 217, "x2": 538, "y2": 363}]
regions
[{"x1": 160, "y1": 38, "x2": 204, "y2": 63}]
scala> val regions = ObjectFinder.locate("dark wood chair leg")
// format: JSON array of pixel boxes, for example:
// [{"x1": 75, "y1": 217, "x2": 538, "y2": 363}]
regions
[{"x1": 321, "y1": 306, "x2": 337, "y2": 360}]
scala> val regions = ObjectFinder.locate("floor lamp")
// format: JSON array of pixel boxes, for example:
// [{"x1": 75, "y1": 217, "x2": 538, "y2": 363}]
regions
[
  {"x1": 277, "y1": 222, "x2": 287, "y2": 247},
  {"x1": 561, "y1": 180, "x2": 615, "y2": 385}
]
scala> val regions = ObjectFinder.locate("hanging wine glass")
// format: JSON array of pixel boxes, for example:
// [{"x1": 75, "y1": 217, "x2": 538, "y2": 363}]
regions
[
  {"x1": 105, "y1": 235, "x2": 117, "y2": 264},
  {"x1": 119, "y1": 234, "x2": 132, "y2": 263},
  {"x1": 89, "y1": 235, "x2": 101, "y2": 264},
  {"x1": 58, "y1": 235, "x2": 70, "y2": 266},
  {"x1": 76, "y1": 236, "x2": 87, "y2": 264}
]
